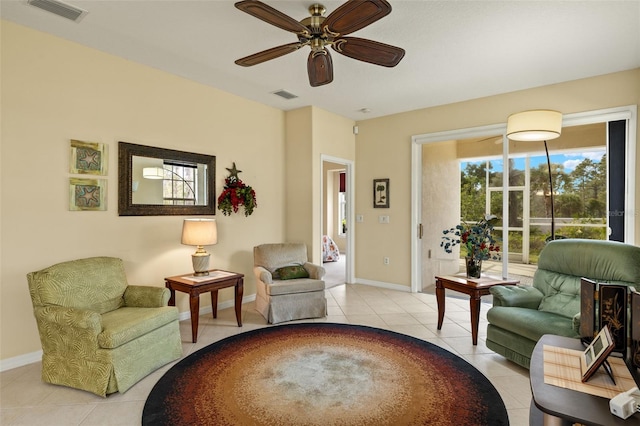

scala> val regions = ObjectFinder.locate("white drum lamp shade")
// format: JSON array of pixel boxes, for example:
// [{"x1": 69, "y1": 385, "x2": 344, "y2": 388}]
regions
[
  {"x1": 142, "y1": 167, "x2": 164, "y2": 179},
  {"x1": 506, "y1": 110, "x2": 562, "y2": 142},
  {"x1": 181, "y1": 218, "x2": 217, "y2": 276}
]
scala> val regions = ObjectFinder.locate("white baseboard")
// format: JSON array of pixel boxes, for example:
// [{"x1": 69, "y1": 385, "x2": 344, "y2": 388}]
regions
[
  {"x1": 352, "y1": 278, "x2": 411, "y2": 293},
  {"x1": 1, "y1": 294, "x2": 258, "y2": 372},
  {"x1": 0, "y1": 350, "x2": 43, "y2": 372}
]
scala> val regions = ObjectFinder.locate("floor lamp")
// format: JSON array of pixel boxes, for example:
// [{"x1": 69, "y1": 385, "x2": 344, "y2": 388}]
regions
[{"x1": 506, "y1": 110, "x2": 563, "y2": 241}]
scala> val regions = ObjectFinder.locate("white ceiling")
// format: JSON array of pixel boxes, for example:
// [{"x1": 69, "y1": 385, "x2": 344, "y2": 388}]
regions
[{"x1": 2, "y1": 0, "x2": 640, "y2": 120}]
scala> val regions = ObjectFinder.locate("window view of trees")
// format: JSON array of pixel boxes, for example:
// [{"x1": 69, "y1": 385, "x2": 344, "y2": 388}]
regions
[
  {"x1": 162, "y1": 163, "x2": 197, "y2": 205},
  {"x1": 460, "y1": 149, "x2": 607, "y2": 263}
]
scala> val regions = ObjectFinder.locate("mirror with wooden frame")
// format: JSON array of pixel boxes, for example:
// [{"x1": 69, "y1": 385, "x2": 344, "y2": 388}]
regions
[{"x1": 118, "y1": 142, "x2": 216, "y2": 216}]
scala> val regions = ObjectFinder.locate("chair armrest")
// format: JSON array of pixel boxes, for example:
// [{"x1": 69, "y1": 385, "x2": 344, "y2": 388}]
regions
[
  {"x1": 33, "y1": 305, "x2": 102, "y2": 356},
  {"x1": 124, "y1": 285, "x2": 170, "y2": 307},
  {"x1": 34, "y1": 305, "x2": 102, "y2": 331},
  {"x1": 304, "y1": 262, "x2": 325, "y2": 280},
  {"x1": 34, "y1": 306, "x2": 102, "y2": 354},
  {"x1": 254, "y1": 266, "x2": 272, "y2": 284},
  {"x1": 489, "y1": 285, "x2": 543, "y2": 309}
]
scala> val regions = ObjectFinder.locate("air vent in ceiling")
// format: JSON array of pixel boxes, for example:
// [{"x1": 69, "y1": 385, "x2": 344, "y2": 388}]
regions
[
  {"x1": 27, "y1": 0, "x2": 88, "y2": 22},
  {"x1": 272, "y1": 90, "x2": 298, "y2": 100}
]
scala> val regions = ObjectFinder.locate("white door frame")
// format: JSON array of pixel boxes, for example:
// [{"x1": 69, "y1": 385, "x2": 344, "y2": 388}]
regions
[
  {"x1": 320, "y1": 154, "x2": 355, "y2": 284},
  {"x1": 410, "y1": 105, "x2": 637, "y2": 293}
]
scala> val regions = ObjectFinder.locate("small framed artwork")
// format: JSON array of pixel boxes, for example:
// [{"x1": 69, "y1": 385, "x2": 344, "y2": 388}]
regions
[
  {"x1": 373, "y1": 178, "x2": 389, "y2": 208},
  {"x1": 69, "y1": 178, "x2": 107, "y2": 211},
  {"x1": 70, "y1": 140, "x2": 108, "y2": 175},
  {"x1": 580, "y1": 324, "x2": 615, "y2": 382},
  {"x1": 599, "y1": 284, "x2": 627, "y2": 353}
]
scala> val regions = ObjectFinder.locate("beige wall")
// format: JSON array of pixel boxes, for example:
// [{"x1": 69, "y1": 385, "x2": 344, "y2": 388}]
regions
[
  {"x1": 355, "y1": 69, "x2": 640, "y2": 289},
  {"x1": 1, "y1": 21, "x2": 287, "y2": 361},
  {"x1": 284, "y1": 107, "x2": 314, "y2": 253},
  {"x1": 285, "y1": 106, "x2": 355, "y2": 264},
  {"x1": 422, "y1": 141, "x2": 460, "y2": 288}
]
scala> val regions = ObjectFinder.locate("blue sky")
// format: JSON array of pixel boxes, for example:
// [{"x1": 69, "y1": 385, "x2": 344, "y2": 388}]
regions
[{"x1": 464, "y1": 149, "x2": 606, "y2": 173}]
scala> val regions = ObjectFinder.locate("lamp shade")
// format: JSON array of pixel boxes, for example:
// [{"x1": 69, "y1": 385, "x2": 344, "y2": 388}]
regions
[
  {"x1": 506, "y1": 110, "x2": 562, "y2": 141},
  {"x1": 142, "y1": 167, "x2": 164, "y2": 179},
  {"x1": 181, "y1": 218, "x2": 217, "y2": 246}
]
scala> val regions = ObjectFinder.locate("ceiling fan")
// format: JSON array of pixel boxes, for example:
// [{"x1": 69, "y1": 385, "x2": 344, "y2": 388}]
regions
[{"x1": 234, "y1": 0, "x2": 405, "y2": 87}]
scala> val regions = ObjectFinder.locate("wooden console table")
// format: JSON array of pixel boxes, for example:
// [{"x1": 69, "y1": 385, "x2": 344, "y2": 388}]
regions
[
  {"x1": 165, "y1": 270, "x2": 244, "y2": 343},
  {"x1": 435, "y1": 274, "x2": 518, "y2": 345}
]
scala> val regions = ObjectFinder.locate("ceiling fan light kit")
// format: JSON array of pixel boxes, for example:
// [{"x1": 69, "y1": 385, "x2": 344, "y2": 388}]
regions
[{"x1": 234, "y1": 0, "x2": 405, "y2": 87}]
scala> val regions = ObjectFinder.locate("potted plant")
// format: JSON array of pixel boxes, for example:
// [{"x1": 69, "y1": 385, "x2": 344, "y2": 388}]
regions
[{"x1": 441, "y1": 215, "x2": 501, "y2": 278}]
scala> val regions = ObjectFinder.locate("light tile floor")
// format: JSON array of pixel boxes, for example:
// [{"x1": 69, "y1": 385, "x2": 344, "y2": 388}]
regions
[{"x1": 1, "y1": 284, "x2": 531, "y2": 425}]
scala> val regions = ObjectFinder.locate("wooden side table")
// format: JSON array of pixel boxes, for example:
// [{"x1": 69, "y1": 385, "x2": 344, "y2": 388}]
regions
[
  {"x1": 165, "y1": 270, "x2": 244, "y2": 343},
  {"x1": 435, "y1": 274, "x2": 518, "y2": 345},
  {"x1": 530, "y1": 335, "x2": 640, "y2": 426}
]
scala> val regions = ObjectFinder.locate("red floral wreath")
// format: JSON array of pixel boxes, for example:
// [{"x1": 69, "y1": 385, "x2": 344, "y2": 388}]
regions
[{"x1": 217, "y1": 163, "x2": 257, "y2": 217}]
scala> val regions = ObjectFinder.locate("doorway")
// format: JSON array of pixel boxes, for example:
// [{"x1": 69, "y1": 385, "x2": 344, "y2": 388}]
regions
[
  {"x1": 410, "y1": 106, "x2": 637, "y2": 293},
  {"x1": 321, "y1": 155, "x2": 354, "y2": 286}
]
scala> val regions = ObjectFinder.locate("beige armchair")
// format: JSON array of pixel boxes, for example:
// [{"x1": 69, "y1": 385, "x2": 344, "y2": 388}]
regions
[
  {"x1": 27, "y1": 256, "x2": 182, "y2": 397},
  {"x1": 254, "y1": 243, "x2": 327, "y2": 324}
]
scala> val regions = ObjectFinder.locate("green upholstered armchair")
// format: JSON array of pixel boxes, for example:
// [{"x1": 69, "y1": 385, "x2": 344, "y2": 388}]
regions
[
  {"x1": 486, "y1": 239, "x2": 640, "y2": 369},
  {"x1": 27, "y1": 257, "x2": 182, "y2": 397}
]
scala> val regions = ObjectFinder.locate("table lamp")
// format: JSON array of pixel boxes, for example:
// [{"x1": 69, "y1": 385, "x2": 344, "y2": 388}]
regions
[
  {"x1": 507, "y1": 109, "x2": 562, "y2": 241},
  {"x1": 181, "y1": 218, "x2": 217, "y2": 276}
]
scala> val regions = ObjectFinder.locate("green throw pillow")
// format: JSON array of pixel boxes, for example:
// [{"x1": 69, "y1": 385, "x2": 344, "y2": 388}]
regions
[{"x1": 276, "y1": 265, "x2": 309, "y2": 280}]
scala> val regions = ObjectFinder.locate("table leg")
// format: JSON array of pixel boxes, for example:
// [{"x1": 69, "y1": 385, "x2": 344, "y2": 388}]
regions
[
  {"x1": 167, "y1": 287, "x2": 176, "y2": 306},
  {"x1": 189, "y1": 293, "x2": 200, "y2": 343},
  {"x1": 469, "y1": 293, "x2": 481, "y2": 345},
  {"x1": 542, "y1": 413, "x2": 572, "y2": 426},
  {"x1": 235, "y1": 278, "x2": 243, "y2": 327},
  {"x1": 211, "y1": 290, "x2": 218, "y2": 319},
  {"x1": 436, "y1": 279, "x2": 445, "y2": 330}
]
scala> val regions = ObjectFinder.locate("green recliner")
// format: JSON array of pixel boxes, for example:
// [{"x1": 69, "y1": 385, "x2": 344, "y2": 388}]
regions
[
  {"x1": 486, "y1": 239, "x2": 640, "y2": 369},
  {"x1": 27, "y1": 256, "x2": 183, "y2": 396}
]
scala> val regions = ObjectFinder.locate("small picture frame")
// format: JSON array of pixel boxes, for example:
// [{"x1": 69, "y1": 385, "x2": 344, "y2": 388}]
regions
[
  {"x1": 373, "y1": 178, "x2": 389, "y2": 208},
  {"x1": 69, "y1": 178, "x2": 107, "y2": 211},
  {"x1": 70, "y1": 140, "x2": 108, "y2": 175},
  {"x1": 580, "y1": 325, "x2": 615, "y2": 382}
]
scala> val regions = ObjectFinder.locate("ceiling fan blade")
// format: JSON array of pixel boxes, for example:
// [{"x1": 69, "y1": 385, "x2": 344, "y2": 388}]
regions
[
  {"x1": 235, "y1": 0, "x2": 310, "y2": 36},
  {"x1": 307, "y1": 49, "x2": 334, "y2": 87},
  {"x1": 332, "y1": 37, "x2": 405, "y2": 67},
  {"x1": 235, "y1": 42, "x2": 304, "y2": 67},
  {"x1": 323, "y1": 0, "x2": 392, "y2": 36}
]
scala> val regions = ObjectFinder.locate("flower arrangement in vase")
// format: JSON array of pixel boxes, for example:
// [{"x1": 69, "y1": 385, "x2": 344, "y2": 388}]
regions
[{"x1": 441, "y1": 214, "x2": 501, "y2": 278}]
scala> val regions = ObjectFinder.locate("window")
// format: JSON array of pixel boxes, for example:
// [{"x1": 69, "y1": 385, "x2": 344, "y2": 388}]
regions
[
  {"x1": 162, "y1": 162, "x2": 197, "y2": 205},
  {"x1": 460, "y1": 146, "x2": 607, "y2": 264}
]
